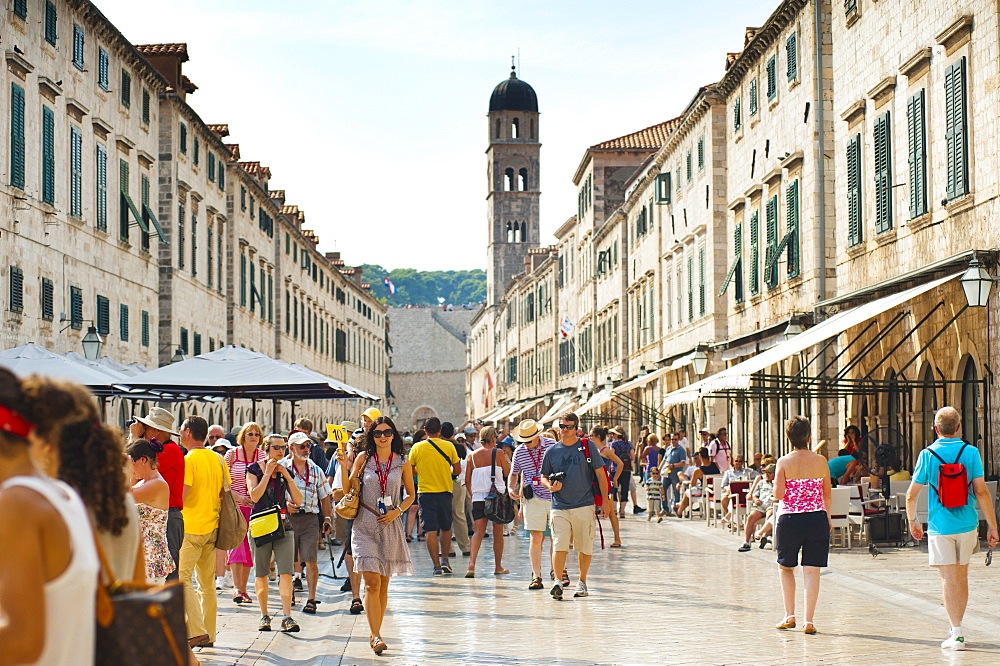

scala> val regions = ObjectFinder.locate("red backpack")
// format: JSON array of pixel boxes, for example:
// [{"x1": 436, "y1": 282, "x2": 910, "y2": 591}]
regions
[
  {"x1": 578, "y1": 438, "x2": 610, "y2": 507},
  {"x1": 927, "y1": 443, "x2": 971, "y2": 509}
]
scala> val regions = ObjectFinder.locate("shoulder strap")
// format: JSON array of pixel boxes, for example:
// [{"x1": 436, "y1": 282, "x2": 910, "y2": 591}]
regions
[
  {"x1": 427, "y1": 438, "x2": 453, "y2": 465},
  {"x1": 490, "y1": 448, "x2": 498, "y2": 481},
  {"x1": 926, "y1": 447, "x2": 948, "y2": 465},
  {"x1": 953, "y1": 443, "x2": 970, "y2": 465}
]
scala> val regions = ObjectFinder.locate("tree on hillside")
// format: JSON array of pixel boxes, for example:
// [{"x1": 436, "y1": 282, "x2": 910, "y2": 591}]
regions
[{"x1": 361, "y1": 265, "x2": 485, "y2": 307}]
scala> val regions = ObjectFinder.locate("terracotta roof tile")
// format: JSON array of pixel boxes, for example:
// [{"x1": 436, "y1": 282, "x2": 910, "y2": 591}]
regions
[
  {"x1": 207, "y1": 124, "x2": 229, "y2": 138},
  {"x1": 238, "y1": 161, "x2": 271, "y2": 181},
  {"x1": 360, "y1": 282, "x2": 371, "y2": 290},
  {"x1": 281, "y1": 204, "x2": 299, "y2": 215},
  {"x1": 181, "y1": 75, "x2": 198, "y2": 93},
  {"x1": 225, "y1": 144, "x2": 240, "y2": 160},
  {"x1": 135, "y1": 43, "x2": 189, "y2": 61},
  {"x1": 269, "y1": 189, "x2": 285, "y2": 200},
  {"x1": 590, "y1": 117, "x2": 683, "y2": 151}
]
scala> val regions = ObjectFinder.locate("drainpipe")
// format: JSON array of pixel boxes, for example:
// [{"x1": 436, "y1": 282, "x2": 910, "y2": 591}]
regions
[{"x1": 813, "y1": 0, "x2": 828, "y2": 304}]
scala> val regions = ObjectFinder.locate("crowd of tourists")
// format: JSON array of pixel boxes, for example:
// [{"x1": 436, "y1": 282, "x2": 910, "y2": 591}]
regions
[{"x1": 1, "y1": 366, "x2": 997, "y2": 663}]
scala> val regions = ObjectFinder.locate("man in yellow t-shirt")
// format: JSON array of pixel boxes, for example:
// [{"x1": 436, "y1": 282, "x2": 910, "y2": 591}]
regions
[
  {"x1": 178, "y1": 416, "x2": 232, "y2": 647},
  {"x1": 408, "y1": 417, "x2": 460, "y2": 575}
]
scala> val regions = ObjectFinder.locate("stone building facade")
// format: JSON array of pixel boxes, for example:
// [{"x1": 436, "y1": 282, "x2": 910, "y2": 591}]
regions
[
  {"x1": 468, "y1": 0, "x2": 999, "y2": 475},
  {"x1": 0, "y1": 2, "x2": 387, "y2": 432}
]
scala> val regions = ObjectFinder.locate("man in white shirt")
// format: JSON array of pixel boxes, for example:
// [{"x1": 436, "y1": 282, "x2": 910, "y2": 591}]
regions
[
  {"x1": 720, "y1": 454, "x2": 758, "y2": 522},
  {"x1": 709, "y1": 426, "x2": 732, "y2": 472}
]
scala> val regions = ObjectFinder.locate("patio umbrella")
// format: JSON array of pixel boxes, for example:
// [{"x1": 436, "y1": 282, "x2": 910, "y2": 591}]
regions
[{"x1": 0, "y1": 343, "x2": 127, "y2": 396}]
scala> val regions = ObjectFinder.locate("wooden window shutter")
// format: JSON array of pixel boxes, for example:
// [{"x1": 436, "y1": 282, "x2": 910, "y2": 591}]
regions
[
  {"x1": 141, "y1": 310, "x2": 149, "y2": 347},
  {"x1": 749, "y1": 210, "x2": 760, "y2": 295},
  {"x1": 873, "y1": 111, "x2": 892, "y2": 233},
  {"x1": 749, "y1": 79, "x2": 758, "y2": 116},
  {"x1": 786, "y1": 180, "x2": 800, "y2": 278},
  {"x1": 786, "y1": 32, "x2": 797, "y2": 81},
  {"x1": 765, "y1": 195, "x2": 779, "y2": 288},
  {"x1": 944, "y1": 57, "x2": 968, "y2": 200},
  {"x1": 70, "y1": 127, "x2": 83, "y2": 217},
  {"x1": 96, "y1": 295, "x2": 110, "y2": 335},
  {"x1": 10, "y1": 83, "x2": 25, "y2": 189},
  {"x1": 44, "y1": 1, "x2": 57, "y2": 45},
  {"x1": 767, "y1": 56, "x2": 777, "y2": 100},
  {"x1": 847, "y1": 133, "x2": 862, "y2": 246},
  {"x1": 41, "y1": 277, "x2": 54, "y2": 321},
  {"x1": 119, "y1": 304, "x2": 129, "y2": 341},
  {"x1": 907, "y1": 89, "x2": 927, "y2": 218},
  {"x1": 96, "y1": 144, "x2": 107, "y2": 231},
  {"x1": 41, "y1": 106, "x2": 55, "y2": 204},
  {"x1": 734, "y1": 96, "x2": 742, "y2": 130}
]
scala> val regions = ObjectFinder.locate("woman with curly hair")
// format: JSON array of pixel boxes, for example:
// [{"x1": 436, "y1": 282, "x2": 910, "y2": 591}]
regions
[
  {"x1": 21, "y1": 376, "x2": 143, "y2": 583},
  {"x1": 341, "y1": 416, "x2": 415, "y2": 654},
  {"x1": 0, "y1": 369, "x2": 100, "y2": 665},
  {"x1": 126, "y1": 438, "x2": 174, "y2": 584}
]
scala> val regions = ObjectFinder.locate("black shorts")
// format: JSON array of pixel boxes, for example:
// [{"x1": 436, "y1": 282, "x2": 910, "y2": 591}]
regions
[
  {"x1": 418, "y1": 492, "x2": 454, "y2": 533},
  {"x1": 617, "y1": 472, "x2": 631, "y2": 496},
  {"x1": 471, "y1": 500, "x2": 486, "y2": 521},
  {"x1": 776, "y1": 511, "x2": 830, "y2": 568}
]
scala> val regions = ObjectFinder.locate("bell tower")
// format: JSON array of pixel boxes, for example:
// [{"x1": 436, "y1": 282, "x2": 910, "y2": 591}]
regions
[{"x1": 486, "y1": 64, "x2": 540, "y2": 306}]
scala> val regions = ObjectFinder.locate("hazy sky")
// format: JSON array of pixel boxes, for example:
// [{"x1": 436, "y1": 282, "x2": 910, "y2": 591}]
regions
[{"x1": 99, "y1": 0, "x2": 779, "y2": 271}]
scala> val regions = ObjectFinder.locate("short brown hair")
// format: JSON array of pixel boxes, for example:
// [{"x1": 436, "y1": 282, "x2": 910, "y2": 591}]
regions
[
  {"x1": 293, "y1": 417, "x2": 314, "y2": 434},
  {"x1": 559, "y1": 412, "x2": 579, "y2": 426},
  {"x1": 785, "y1": 416, "x2": 811, "y2": 449},
  {"x1": 934, "y1": 406, "x2": 961, "y2": 437}
]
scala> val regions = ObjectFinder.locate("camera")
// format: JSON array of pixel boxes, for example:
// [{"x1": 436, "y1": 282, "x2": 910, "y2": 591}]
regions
[
  {"x1": 548, "y1": 471, "x2": 566, "y2": 482},
  {"x1": 126, "y1": 418, "x2": 137, "y2": 428}
]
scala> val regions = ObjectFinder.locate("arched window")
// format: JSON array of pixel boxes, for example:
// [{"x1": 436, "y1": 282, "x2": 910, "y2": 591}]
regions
[
  {"x1": 512, "y1": 118, "x2": 519, "y2": 139},
  {"x1": 504, "y1": 168, "x2": 514, "y2": 192},
  {"x1": 530, "y1": 118, "x2": 536, "y2": 139},
  {"x1": 506, "y1": 221, "x2": 513, "y2": 242},
  {"x1": 513, "y1": 221, "x2": 521, "y2": 243},
  {"x1": 520, "y1": 220, "x2": 528, "y2": 242},
  {"x1": 518, "y1": 167, "x2": 528, "y2": 191},
  {"x1": 920, "y1": 365, "x2": 939, "y2": 447},
  {"x1": 961, "y1": 359, "x2": 981, "y2": 447},
  {"x1": 494, "y1": 118, "x2": 501, "y2": 139}
]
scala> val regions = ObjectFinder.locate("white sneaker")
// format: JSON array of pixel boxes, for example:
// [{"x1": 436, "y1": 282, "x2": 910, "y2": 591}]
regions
[
  {"x1": 941, "y1": 635, "x2": 966, "y2": 650},
  {"x1": 222, "y1": 570, "x2": 234, "y2": 589},
  {"x1": 573, "y1": 580, "x2": 589, "y2": 598}
]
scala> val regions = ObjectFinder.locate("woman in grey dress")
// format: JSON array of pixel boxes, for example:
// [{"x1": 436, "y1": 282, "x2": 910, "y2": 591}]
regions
[{"x1": 344, "y1": 416, "x2": 415, "y2": 655}]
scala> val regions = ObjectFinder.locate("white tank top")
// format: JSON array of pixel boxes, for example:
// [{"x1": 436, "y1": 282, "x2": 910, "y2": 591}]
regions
[
  {"x1": 469, "y1": 452, "x2": 506, "y2": 501},
  {"x1": 2, "y1": 476, "x2": 98, "y2": 666}
]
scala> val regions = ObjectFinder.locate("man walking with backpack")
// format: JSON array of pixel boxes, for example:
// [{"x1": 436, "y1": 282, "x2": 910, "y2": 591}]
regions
[
  {"x1": 409, "y1": 417, "x2": 461, "y2": 576},
  {"x1": 906, "y1": 406, "x2": 998, "y2": 651}
]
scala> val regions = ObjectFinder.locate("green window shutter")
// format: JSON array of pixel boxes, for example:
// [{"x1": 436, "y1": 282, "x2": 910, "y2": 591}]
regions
[
  {"x1": 698, "y1": 247, "x2": 706, "y2": 317},
  {"x1": 70, "y1": 127, "x2": 82, "y2": 217},
  {"x1": 749, "y1": 79, "x2": 758, "y2": 116},
  {"x1": 98, "y1": 49, "x2": 109, "y2": 90},
  {"x1": 96, "y1": 295, "x2": 109, "y2": 335},
  {"x1": 95, "y1": 144, "x2": 107, "y2": 230},
  {"x1": 268, "y1": 273, "x2": 274, "y2": 323},
  {"x1": 193, "y1": 137, "x2": 199, "y2": 165},
  {"x1": 786, "y1": 180, "x2": 800, "y2": 278},
  {"x1": 765, "y1": 195, "x2": 779, "y2": 288},
  {"x1": 734, "y1": 223, "x2": 744, "y2": 302},
  {"x1": 120, "y1": 70, "x2": 131, "y2": 108},
  {"x1": 177, "y1": 203, "x2": 185, "y2": 268},
  {"x1": 734, "y1": 96, "x2": 742, "y2": 130},
  {"x1": 767, "y1": 56, "x2": 777, "y2": 100},
  {"x1": 944, "y1": 57, "x2": 968, "y2": 200},
  {"x1": 206, "y1": 225, "x2": 213, "y2": 288},
  {"x1": 70, "y1": 286, "x2": 83, "y2": 329},
  {"x1": 72, "y1": 25, "x2": 85, "y2": 69},
  {"x1": 218, "y1": 160, "x2": 225, "y2": 189},
  {"x1": 786, "y1": 32, "x2": 797, "y2": 81},
  {"x1": 119, "y1": 304, "x2": 129, "y2": 341},
  {"x1": 216, "y1": 228, "x2": 223, "y2": 294},
  {"x1": 179, "y1": 328, "x2": 188, "y2": 354},
  {"x1": 9, "y1": 267, "x2": 23, "y2": 313},
  {"x1": 118, "y1": 159, "x2": 130, "y2": 241},
  {"x1": 10, "y1": 83, "x2": 25, "y2": 189},
  {"x1": 179, "y1": 123, "x2": 187, "y2": 153},
  {"x1": 41, "y1": 277, "x2": 53, "y2": 320},
  {"x1": 873, "y1": 111, "x2": 893, "y2": 234},
  {"x1": 749, "y1": 210, "x2": 760, "y2": 295},
  {"x1": 686, "y1": 151, "x2": 692, "y2": 181},
  {"x1": 141, "y1": 88, "x2": 150, "y2": 124},
  {"x1": 41, "y1": 106, "x2": 55, "y2": 204},
  {"x1": 193, "y1": 333, "x2": 201, "y2": 356},
  {"x1": 845, "y1": 0, "x2": 857, "y2": 14},
  {"x1": 240, "y1": 254, "x2": 247, "y2": 306},
  {"x1": 208, "y1": 152, "x2": 215, "y2": 182},
  {"x1": 907, "y1": 89, "x2": 928, "y2": 218},
  {"x1": 141, "y1": 310, "x2": 149, "y2": 347},
  {"x1": 697, "y1": 136, "x2": 705, "y2": 170},
  {"x1": 687, "y1": 255, "x2": 694, "y2": 322},
  {"x1": 190, "y1": 214, "x2": 197, "y2": 277},
  {"x1": 44, "y1": 1, "x2": 57, "y2": 45},
  {"x1": 140, "y1": 175, "x2": 150, "y2": 251},
  {"x1": 13, "y1": 0, "x2": 26, "y2": 18},
  {"x1": 847, "y1": 133, "x2": 863, "y2": 246}
]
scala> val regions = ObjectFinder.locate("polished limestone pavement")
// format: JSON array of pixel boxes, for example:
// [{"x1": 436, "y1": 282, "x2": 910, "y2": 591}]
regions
[{"x1": 196, "y1": 513, "x2": 1000, "y2": 665}]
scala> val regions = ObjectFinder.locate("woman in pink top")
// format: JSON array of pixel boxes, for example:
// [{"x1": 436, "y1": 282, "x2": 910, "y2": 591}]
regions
[
  {"x1": 224, "y1": 422, "x2": 266, "y2": 604},
  {"x1": 773, "y1": 416, "x2": 831, "y2": 636}
]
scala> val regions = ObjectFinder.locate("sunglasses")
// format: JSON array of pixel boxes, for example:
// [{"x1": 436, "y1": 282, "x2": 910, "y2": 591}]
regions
[
  {"x1": 373, "y1": 428, "x2": 394, "y2": 438},
  {"x1": 987, "y1": 549, "x2": 993, "y2": 567},
  {"x1": 293, "y1": 443, "x2": 310, "y2": 450},
  {"x1": 208, "y1": 435, "x2": 221, "y2": 440},
  {"x1": 246, "y1": 432, "x2": 261, "y2": 437},
  {"x1": 734, "y1": 460, "x2": 745, "y2": 463},
  {"x1": 558, "y1": 424, "x2": 576, "y2": 429},
  {"x1": 269, "y1": 445, "x2": 287, "y2": 451}
]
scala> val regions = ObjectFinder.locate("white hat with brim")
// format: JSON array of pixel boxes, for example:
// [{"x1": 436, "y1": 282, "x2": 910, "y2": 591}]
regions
[
  {"x1": 288, "y1": 432, "x2": 311, "y2": 447},
  {"x1": 512, "y1": 419, "x2": 542, "y2": 443},
  {"x1": 134, "y1": 407, "x2": 179, "y2": 436}
]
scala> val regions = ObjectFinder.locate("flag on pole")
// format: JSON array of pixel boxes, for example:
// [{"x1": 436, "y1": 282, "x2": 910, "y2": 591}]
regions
[
  {"x1": 384, "y1": 277, "x2": 397, "y2": 294},
  {"x1": 559, "y1": 316, "x2": 575, "y2": 339}
]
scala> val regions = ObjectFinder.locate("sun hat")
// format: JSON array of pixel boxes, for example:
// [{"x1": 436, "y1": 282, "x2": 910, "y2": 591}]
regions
[
  {"x1": 512, "y1": 419, "x2": 542, "y2": 443},
  {"x1": 211, "y1": 439, "x2": 234, "y2": 452},
  {"x1": 134, "y1": 407, "x2": 179, "y2": 436},
  {"x1": 288, "y1": 432, "x2": 311, "y2": 448},
  {"x1": 360, "y1": 407, "x2": 381, "y2": 422},
  {"x1": 764, "y1": 464, "x2": 777, "y2": 473},
  {"x1": 463, "y1": 426, "x2": 478, "y2": 436}
]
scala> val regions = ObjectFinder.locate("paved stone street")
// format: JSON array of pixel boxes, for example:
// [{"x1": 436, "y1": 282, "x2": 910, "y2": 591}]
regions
[{"x1": 196, "y1": 513, "x2": 1000, "y2": 665}]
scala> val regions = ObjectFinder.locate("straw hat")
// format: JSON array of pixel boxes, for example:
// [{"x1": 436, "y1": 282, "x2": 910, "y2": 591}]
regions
[
  {"x1": 512, "y1": 419, "x2": 542, "y2": 443},
  {"x1": 134, "y1": 407, "x2": 179, "y2": 436}
]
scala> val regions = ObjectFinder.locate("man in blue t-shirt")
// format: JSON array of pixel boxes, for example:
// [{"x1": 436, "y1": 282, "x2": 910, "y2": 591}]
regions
[
  {"x1": 906, "y1": 406, "x2": 998, "y2": 651},
  {"x1": 541, "y1": 412, "x2": 610, "y2": 601}
]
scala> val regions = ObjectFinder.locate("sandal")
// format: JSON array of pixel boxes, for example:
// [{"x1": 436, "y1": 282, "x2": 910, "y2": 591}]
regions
[
  {"x1": 303, "y1": 599, "x2": 318, "y2": 614},
  {"x1": 350, "y1": 598, "x2": 364, "y2": 615},
  {"x1": 803, "y1": 622, "x2": 817, "y2": 635},
  {"x1": 370, "y1": 636, "x2": 387, "y2": 654},
  {"x1": 775, "y1": 615, "x2": 796, "y2": 630},
  {"x1": 465, "y1": 570, "x2": 475, "y2": 578},
  {"x1": 610, "y1": 542, "x2": 622, "y2": 548},
  {"x1": 528, "y1": 577, "x2": 544, "y2": 590},
  {"x1": 493, "y1": 568, "x2": 509, "y2": 575},
  {"x1": 234, "y1": 592, "x2": 251, "y2": 604},
  {"x1": 560, "y1": 570, "x2": 570, "y2": 587}
]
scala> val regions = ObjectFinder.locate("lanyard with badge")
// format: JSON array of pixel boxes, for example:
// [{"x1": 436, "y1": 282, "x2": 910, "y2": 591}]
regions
[
  {"x1": 528, "y1": 445, "x2": 543, "y2": 486},
  {"x1": 375, "y1": 453, "x2": 394, "y2": 515},
  {"x1": 292, "y1": 461, "x2": 311, "y2": 509}
]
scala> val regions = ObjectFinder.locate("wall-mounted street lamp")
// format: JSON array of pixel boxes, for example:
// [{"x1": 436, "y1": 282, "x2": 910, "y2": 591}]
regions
[
  {"x1": 170, "y1": 348, "x2": 187, "y2": 364},
  {"x1": 960, "y1": 258, "x2": 994, "y2": 307},
  {"x1": 691, "y1": 347, "x2": 709, "y2": 375},
  {"x1": 81, "y1": 326, "x2": 104, "y2": 360}
]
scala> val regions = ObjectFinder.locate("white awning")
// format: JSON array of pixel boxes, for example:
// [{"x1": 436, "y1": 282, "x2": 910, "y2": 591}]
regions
[
  {"x1": 538, "y1": 394, "x2": 572, "y2": 424},
  {"x1": 576, "y1": 389, "x2": 613, "y2": 416},
  {"x1": 476, "y1": 405, "x2": 503, "y2": 420},
  {"x1": 661, "y1": 272, "x2": 961, "y2": 406},
  {"x1": 489, "y1": 402, "x2": 524, "y2": 422},
  {"x1": 611, "y1": 350, "x2": 699, "y2": 397},
  {"x1": 505, "y1": 397, "x2": 545, "y2": 422}
]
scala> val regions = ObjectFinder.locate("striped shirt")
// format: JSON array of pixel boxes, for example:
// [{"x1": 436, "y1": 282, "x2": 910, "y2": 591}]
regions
[
  {"x1": 225, "y1": 446, "x2": 265, "y2": 497},
  {"x1": 511, "y1": 437, "x2": 555, "y2": 501},
  {"x1": 280, "y1": 458, "x2": 330, "y2": 514}
]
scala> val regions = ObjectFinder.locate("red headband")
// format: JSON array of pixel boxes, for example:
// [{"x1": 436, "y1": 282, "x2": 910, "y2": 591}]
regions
[{"x1": 0, "y1": 404, "x2": 34, "y2": 438}]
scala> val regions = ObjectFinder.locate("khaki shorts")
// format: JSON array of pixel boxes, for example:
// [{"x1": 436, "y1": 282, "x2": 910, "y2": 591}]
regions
[
  {"x1": 522, "y1": 496, "x2": 551, "y2": 532},
  {"x1": 551, "y1": 506, "x2": 596, "y2": 556},
  {"x1": 928, "y1": 529, "x2": 980, "y2": 566}
]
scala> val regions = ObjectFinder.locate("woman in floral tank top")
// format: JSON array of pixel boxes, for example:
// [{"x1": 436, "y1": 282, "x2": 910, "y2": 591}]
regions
[
  {"x1": 773, "y1": 416, "x2": 831, "y2": 636},
  {"x1": 224, "y1": 422, "x2": 266, "y2": 604},
  {"x1": 127, "y1": 439, "x2": 174, "y2": 583}
]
